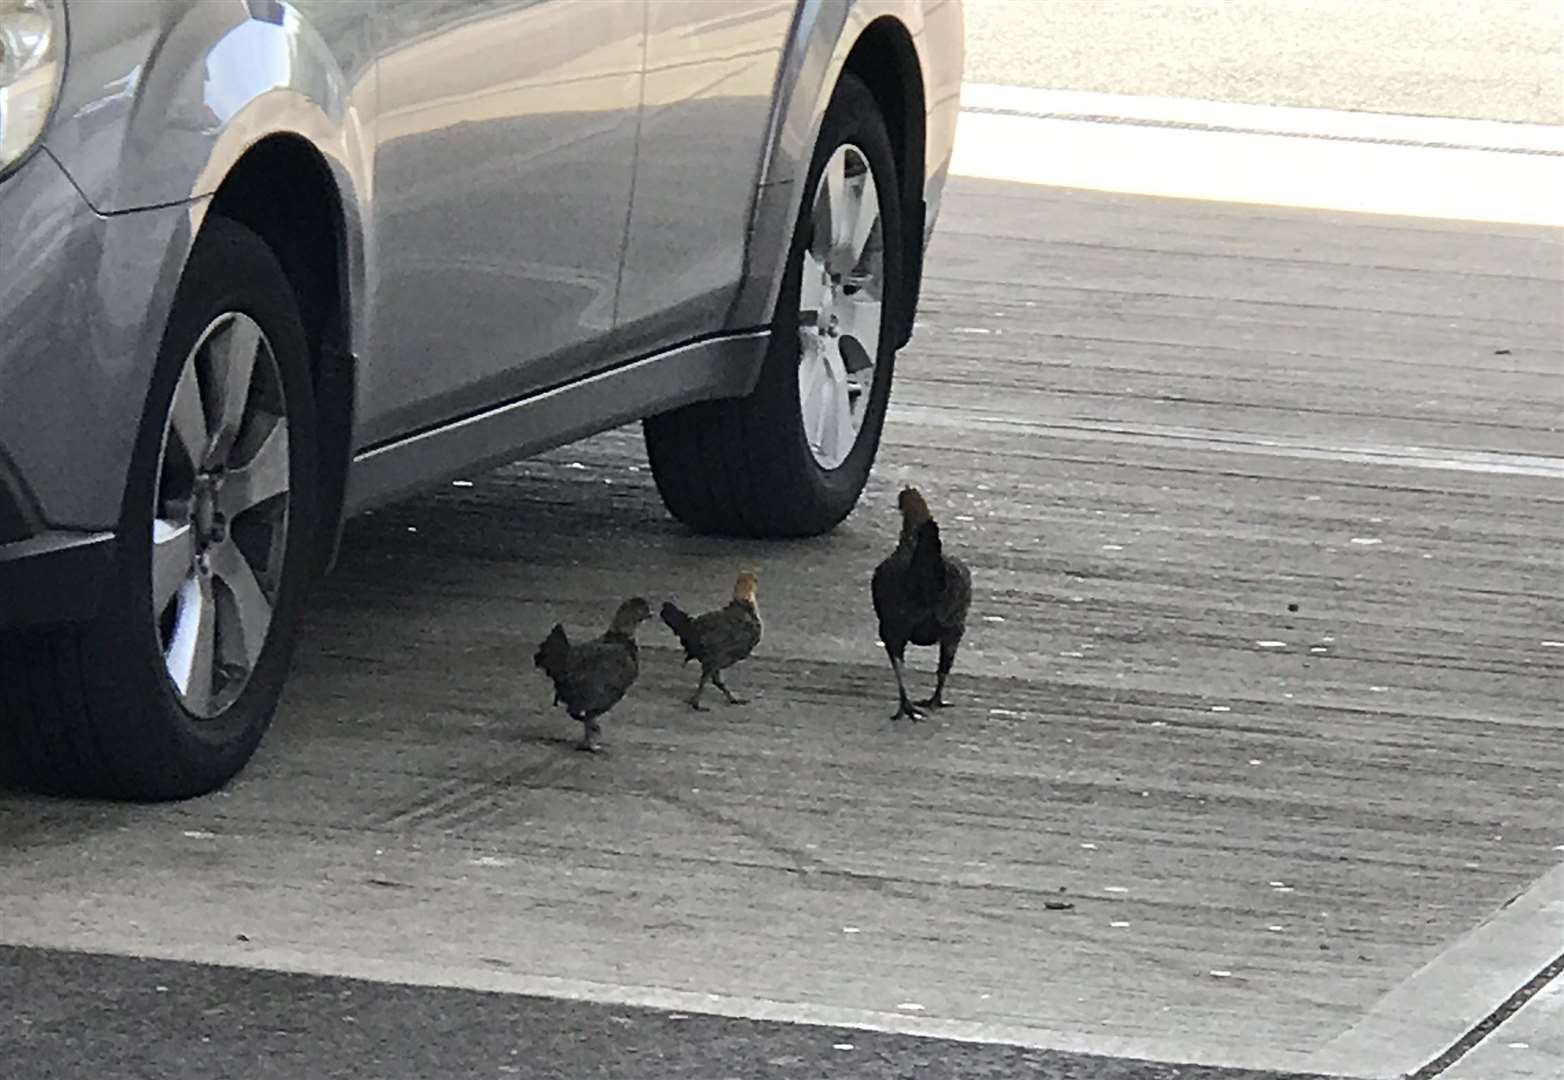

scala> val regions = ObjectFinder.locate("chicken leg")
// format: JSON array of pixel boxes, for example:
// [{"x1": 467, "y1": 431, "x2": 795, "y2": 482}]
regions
[
  {"x1": 916, "y1": 635, "x2": 962, "y2": 708},
  {"x1": 887, "y1": 647, "x2": 926, "y2": 721},
  {"x1": 711, "y1": 670, "x2": 747, "y2": 706},
  {"x1": 687, "y1": 671, "x2": 711, "y2": 712},
  {"x1": 576, "y1": 715, "x2": 605, "y2": 753}
]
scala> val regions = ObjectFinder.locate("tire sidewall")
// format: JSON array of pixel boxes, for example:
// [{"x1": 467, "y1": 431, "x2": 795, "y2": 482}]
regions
[{"x1": 88, "y1": 217, "x2": 317, "y2": 797}]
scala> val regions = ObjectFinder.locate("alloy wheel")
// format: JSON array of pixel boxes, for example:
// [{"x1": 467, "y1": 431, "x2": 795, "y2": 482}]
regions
[
  {"x1": 150, "y1": 312, "x2": 292, "y2": 718},
  {"x1": 796, "y1": 142, "x2": 885, "y2": 470}
]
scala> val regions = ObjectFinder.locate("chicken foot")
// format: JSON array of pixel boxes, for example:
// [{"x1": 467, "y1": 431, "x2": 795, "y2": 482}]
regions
[
  {"x1": 887, "y1": 651, "x2": 927, "y2": 721},
  {"x1": 576, "y1": 716, "x2": 605, "y2": 753},
  {"x1": 712, "y1": 670, "x2": 747, "y2": 706},
  {"x1": 916, "y1": 638, "x2": 961, "y2": 708}
]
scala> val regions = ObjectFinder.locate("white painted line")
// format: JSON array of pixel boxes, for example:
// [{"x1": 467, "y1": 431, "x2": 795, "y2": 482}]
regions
[
  {"x1": 951, "y1": 89, "x2": 1564, "y2": 227},
  {"x1": 959, "y1": 84, "x2": 1564, "y2": 155},
  {"x1": 5, "y1": 938, "x2": 1311, "y2": 1074},
  {"x1": 1305, "y1": 864, "x2": 1564, "y2": 1080},
  {"x1": 1442, "y1": 973, "x2": 1564, "y2": 1080},
  {"x1": 887, "y1": 407, "x2": 1564, "y2": 481}
]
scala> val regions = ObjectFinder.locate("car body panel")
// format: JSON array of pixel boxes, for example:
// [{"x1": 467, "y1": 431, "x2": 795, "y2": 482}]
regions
[
  {"x1": 612, "y1": 0, "x2": 794, "y2": 342},
  {"x1": 360, "y1": 0, "x2": 646, "y2": 448}
]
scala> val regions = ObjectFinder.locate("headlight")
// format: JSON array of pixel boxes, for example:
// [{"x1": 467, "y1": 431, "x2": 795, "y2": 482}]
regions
[{"x1": 0, "y1": 0, "x2": 66, "y2": 177}]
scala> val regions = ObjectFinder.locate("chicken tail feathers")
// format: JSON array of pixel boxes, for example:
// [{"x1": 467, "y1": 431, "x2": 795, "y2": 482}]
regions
[
  {"x1": 909, "y1": 519, "x2": 948, "y2": 604},
  {"x1": 534, "y1": 623, "x2": 571, "y2": 682},
  {"x1": 660, "y1": 601, "x2": 698, "y2": 661}
]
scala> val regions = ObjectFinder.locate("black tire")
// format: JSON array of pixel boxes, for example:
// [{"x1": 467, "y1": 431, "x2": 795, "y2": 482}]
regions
[
  {"x1": 0, "y1": 217, "x2": 318, "y2": 801},
  {"x1": 645, "y1": 72, "x2": 906, "y2": 538}
]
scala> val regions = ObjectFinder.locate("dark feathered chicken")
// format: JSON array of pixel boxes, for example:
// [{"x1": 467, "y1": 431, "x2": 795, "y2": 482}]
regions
[
  {"x1": 660, "y1": 570, "x2": 762, "y2": 710},
  {"x1": 533, "y1": 597, "x2": 653, "y2": 751},
  {"x1": 871, "y1": 487, "x2": 972, "y2": 720}
]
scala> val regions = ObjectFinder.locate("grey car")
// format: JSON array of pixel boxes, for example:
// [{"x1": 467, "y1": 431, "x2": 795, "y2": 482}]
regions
[{"x1": 0, "y1": 0, "x2": 962, "y2": 799}]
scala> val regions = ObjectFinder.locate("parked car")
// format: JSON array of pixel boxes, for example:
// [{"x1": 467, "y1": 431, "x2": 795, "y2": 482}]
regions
[{"x1": 0, "y1": 0, "x2": 963, "y2": 799}]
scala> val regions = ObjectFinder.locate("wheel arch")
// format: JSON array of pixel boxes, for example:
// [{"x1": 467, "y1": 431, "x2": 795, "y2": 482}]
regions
[
  {"x1": 732, "y1": 2, "x2": 934, "y2": 343},
  {"x1": 842, "y1": 16, "x2": 928, "y2": 346},
  {"x1": 201, "y1": 135, "x2": 358, "y2": 574}
]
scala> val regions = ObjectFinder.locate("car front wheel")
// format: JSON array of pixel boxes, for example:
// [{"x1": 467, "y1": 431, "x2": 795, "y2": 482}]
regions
[
  {"x1": 645, "y1": 71, "x2": 906, "y2": 538},
  {"x1": 0, "y1": 216, "x2": 317, "y2": 800}
]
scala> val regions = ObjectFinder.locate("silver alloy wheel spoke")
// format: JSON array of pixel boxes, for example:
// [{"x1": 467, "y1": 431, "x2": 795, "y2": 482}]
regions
[
  {"x1": 168, "y1": 362, "x2": 211, "y2": 469},
  {"x1": 836, "y1": 290, "x2": 882, "y2": 370},
  {"x1": 208, "y1": 316, "x2": 262, "y2": 462},
  {"x1": 817, "y1": 151, "x2": 847, "y2": 257},
  {"x1": 798, "y1": 250, "x2": 828, "y2": 325},
  {"x1": 152, "y1": 311, "x2": 289, "y2": 718},
  {"x1": 841, "y1": 178, "x2": 876, "y2": 270},
  {"x1": 824, "y1": 152, "x2": 853, "y2": 260},
  {"x1": 824, "y1": 373, "x2": 854, "y2": 462},
  {"x1": 166, "y1": 575, "x2": 218, "y2": 714},
  {"x1": 209, "y1": 537, "x2": 273, "y2": 668},
  {"x1": 799, "y1": 337, "x2": 830, "y2": 406},
  {"x1": 797, "y1": 142, "x2": 884, "y2": 470},
  {"x1": 220, "y1": 416, "x2": 289, "y2": 518},
  {"x1": 151, "y1": 519, "x2": 197, "y2": 614}
]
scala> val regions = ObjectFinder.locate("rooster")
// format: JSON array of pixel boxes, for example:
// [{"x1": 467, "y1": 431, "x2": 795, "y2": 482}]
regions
[
  {"x1": 660, "y1": 570, "x2": 762, "y2": 710},
  {"x1": 871, "y1": 487, "x2": 972, "y2": 720},
  {"x1": 533, "y1": 597, "x2": 653, "y2": 751}
]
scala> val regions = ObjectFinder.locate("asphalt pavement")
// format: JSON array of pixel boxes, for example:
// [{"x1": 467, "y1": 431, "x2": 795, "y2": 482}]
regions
[
  {"x1": 3, "y1": 169, "x2": 1561, "y2": 1077},
  {"x1": 3, "y1": 945, "x2": 1340, "y2": 1080}
]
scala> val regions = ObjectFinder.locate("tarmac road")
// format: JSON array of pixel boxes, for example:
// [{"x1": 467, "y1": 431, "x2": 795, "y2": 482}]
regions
[{"x1": 3, "y1": 170, "x2": 1560, "y2": 1077}]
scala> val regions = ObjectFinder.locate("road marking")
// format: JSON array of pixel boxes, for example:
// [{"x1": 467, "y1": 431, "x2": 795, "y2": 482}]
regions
[
  {"x1": 951, "y1": 85, "x2": 1564, "y2": 226},
  {"x1": 888, "y1": 406, "x2": 1564, "y2": 480},
  {"x1": 1305, "y1": 864, "x2": 1564, "y2": 1079}
]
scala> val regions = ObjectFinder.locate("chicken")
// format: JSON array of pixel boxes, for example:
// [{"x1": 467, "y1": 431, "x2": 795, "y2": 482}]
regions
[
  {"x1": 870, "y1": 487, "x2": 972, "y2": 720},
  {"x1": 660, "y1": 570, "x2": 763, "y2": 710},
  {"x1": 533, "y1": 597, "x2": 653, "y2": 752}
]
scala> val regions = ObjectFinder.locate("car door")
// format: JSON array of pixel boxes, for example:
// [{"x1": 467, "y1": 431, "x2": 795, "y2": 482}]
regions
[
  {"x1": 613, "y1": 1, "x2": 796, "y2": 349},
  {"x1": 362, "y1": 0, "x2": 644, "y2": 447}
]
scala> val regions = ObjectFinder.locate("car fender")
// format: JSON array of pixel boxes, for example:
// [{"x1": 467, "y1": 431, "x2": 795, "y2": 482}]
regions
[
  {"x1": 49, "y1": 2, "x2": 371, "y2": 209},
  {"x1": 46, "y1": 1, "x2": 371, "y2": 341},
  {"x1": 24, "y1": 0, "x2": 372, "y2": 529}
]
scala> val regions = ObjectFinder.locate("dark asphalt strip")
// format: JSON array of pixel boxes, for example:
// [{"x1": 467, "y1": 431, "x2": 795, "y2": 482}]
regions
[{"x1": 1, "y1": 945, "x2": 1335, "y2": 1080}]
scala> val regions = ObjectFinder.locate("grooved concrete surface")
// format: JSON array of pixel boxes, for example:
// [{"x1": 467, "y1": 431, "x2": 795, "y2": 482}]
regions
[
  {"x1": 3, "y1": 179, "x2": 1562, "y2": 1077},
  {"x1": 963, "y1": 0, "x2": 1564, "y2": 125}
]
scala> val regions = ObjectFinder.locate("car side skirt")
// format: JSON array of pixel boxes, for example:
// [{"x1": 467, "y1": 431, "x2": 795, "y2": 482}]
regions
[{"x1": 342, "y1": 330, "x2": 771, "y2": 517}]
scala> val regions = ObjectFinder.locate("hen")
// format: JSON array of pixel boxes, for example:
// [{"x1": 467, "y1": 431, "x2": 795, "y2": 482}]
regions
[
  {"x1": 871, "y1": 487, "x2": 972, "y2": 720},
  {"x1": 660, "y1": 570, "x2": 762, "y2": 710},
  {"x1": 533, "y1": 596, "x2": 653, "y2": 752}
]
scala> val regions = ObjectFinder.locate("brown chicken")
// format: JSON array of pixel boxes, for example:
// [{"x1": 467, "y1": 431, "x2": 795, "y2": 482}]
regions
[
  {"x1": 660, "y1": 571, "x2": 762, "y2": 710},
  {"x1": 871, "y1": 487, "x2": 972, "y2": 720},
  {"x1": 533, "y1": 597, "x2": 653, "y2": 751}
]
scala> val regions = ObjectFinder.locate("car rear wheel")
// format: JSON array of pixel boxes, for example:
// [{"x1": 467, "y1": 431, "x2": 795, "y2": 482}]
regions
[
  {"x1": 644, "y1": 72, "x2": 905, "y2": 537},
  {"x1": 0, "y1": 216, "x2": 317, "y2": 800}
]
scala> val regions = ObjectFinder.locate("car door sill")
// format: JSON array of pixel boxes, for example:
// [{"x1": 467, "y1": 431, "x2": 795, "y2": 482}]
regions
[{"x1": 343, "y1": 329, "x2": 771, "y2": 515}]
